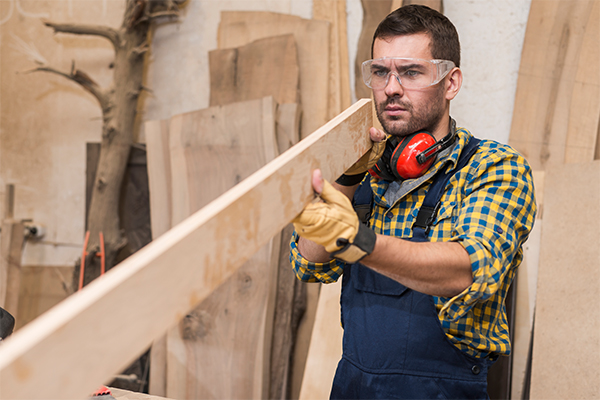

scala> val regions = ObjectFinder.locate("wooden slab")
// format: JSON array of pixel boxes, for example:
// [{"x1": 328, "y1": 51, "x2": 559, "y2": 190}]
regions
[
  {"x1": 509, "y1": 0, "x2": 597, "y2": 170},
  {"x1": 164, "y1": 97, "x2": 279, "y2": 399},
  {"x1": 354, "y1": 0, "x2": 392, "y2": 101},
  {"x1": 313, "y1": 0, "x2": 352, "y2": 119},
  {"x1": 0, "y1": 99, "x2": 371, "y2": 399},
  {"x1": 298, "y1": 280, "x2": 343, "y2": 400},
  {"x1": 145, "y1": 119, "x2": 171, "y2": 397},
  {"x1": 564, "y1": 1, "x2": 600, "y2": 163},
  {"x1": 511, "y1": 171, "x2": 544, "y2": 400},
  {"x1": 209, "y1": 34, "x2": 300, "y2": 107},
  {"x1": 529, "y1": 161, "x2": 600, "y2": 398},
  {"x1": 217, "y1": 11, "x2": 330, "y2": 139}
]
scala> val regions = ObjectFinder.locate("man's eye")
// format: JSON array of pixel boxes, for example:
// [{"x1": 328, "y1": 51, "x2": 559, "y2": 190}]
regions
[
  {"x1": 403, "y1": 70, "x2": 421, "y2": 78},
  {"x1": 372, "y1": 69, "x2": 389, "y2": 78}
]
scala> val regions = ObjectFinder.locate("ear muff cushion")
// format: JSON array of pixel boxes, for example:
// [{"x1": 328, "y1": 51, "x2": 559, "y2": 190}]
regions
[
  {"x1": 368, "y1": 138, "x2": 397, "y2": 181},
  {"x1": 391, "y1": 131, "x2": 437, "y2": 180}
]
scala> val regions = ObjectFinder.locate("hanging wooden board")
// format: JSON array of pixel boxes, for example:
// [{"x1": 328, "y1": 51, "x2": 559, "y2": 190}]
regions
[
  {"x1": 217, "y1": 11, "x2": 330, "y2": 139},
  {"x1": 209, "y1": 34, "x2": 300, "y2": 107},
  {"x1": 564, "y1": 1, "x2": 600, "y2": 163},
  {"x1": 0, "y1": 99, "x2": 372, "y2": 400},
  {"x1": 508, "y1": 0, "x2": 596, "y2": 170},
  {"x1": 529, "y1": 161, "x2": 600, "y2": 398},
  {"x1": 313, "y1": 0, "x2": 352, "y2": 119},
  {"x1": 145, "y1": 98, "x2": 280, "y2": 399}
]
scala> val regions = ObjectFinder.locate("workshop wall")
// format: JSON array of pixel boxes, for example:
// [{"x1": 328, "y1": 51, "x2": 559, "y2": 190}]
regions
[{"x1": 0, "y1": 0, "x2": 531, "y2": 267}]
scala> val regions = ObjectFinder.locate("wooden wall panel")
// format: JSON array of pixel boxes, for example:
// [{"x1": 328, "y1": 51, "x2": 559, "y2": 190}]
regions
[{"x1": 530, "y1": 161, "x2": 600, "y2": 398}]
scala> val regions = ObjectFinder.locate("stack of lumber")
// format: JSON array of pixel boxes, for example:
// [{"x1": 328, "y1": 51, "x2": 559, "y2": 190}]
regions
[
  {"x1": 145, "y1": 7, "x2": 355, "y2": 399},
  {"x1": 508, "y1": 1, "x2": 600, "y2": 398}
]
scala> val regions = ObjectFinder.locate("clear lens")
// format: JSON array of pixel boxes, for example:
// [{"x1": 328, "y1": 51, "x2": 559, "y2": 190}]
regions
[{"x1": 361, "y1": 58, "x2": 455, "y2": 90}]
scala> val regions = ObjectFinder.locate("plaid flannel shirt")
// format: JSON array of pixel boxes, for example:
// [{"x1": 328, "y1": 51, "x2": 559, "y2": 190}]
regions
[{"x1": 290, "y1": 128, "x2": 537, "y2": 358}]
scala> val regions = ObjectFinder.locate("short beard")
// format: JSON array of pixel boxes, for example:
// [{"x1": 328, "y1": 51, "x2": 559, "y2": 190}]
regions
[{"x1": 375, "y1": 88, "x2": 446, "y2": 137}]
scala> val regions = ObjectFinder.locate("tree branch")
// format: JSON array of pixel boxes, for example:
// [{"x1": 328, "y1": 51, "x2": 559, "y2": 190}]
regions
[
  {"x1": 28, "y1": 65, "x2": 109, "y2": 109},
  {"x1": 43, "y1": 21, "x2": 122, "y2": 50}
]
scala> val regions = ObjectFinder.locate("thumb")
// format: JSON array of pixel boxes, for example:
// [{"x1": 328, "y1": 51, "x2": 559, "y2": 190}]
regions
[{"x1": 312, "y1": 169, "x2": 324, "y2": 195}]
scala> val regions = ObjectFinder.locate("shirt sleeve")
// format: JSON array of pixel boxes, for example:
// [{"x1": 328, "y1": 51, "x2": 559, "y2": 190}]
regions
[
  {"x1": 289, "y1": 231, "x2": 346, "y2": 283},
  {"x1": 440, "y1": 145, "x2": 537, "y2": 321}
]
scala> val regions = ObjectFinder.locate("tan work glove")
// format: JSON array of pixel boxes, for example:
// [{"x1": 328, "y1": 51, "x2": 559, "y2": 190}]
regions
[
  {"x1": 336, "y1": 132, "x2": 388, "y2": 186},
  {"x1": 293, "y1": 179, "x2": 376, "y2": 263}
]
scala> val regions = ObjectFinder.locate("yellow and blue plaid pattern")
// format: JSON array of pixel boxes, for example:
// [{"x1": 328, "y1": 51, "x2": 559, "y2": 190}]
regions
[{"x1": 290, "y1": 128, "x2": 537, "y2": 358}]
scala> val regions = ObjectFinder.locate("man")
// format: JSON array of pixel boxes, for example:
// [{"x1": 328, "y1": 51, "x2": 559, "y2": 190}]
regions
[{"x1": 290, "y1": 4, "x2": 536, "y2": 399}]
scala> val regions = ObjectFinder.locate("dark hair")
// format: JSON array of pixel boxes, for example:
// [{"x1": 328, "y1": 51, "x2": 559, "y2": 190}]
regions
[{"x1": 371, "y1": 4, "x2": 461, "y2": 67}]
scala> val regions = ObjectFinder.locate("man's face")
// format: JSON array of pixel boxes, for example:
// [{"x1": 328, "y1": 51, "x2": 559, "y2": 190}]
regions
[{"x1": 372, "y1": 33, "x2": 448, "y2": 139}]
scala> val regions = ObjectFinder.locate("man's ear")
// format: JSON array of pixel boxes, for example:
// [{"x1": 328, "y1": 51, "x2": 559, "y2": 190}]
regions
[{"x1": 445, "y1": 68, "x2": 462, "y2": 101}]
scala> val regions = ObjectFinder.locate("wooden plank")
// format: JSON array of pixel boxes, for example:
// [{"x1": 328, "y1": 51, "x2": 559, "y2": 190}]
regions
[
  {"x1": 0, "y1": 98, "x2": 372, "y2": 400},
  {"x1": 313, "y1": 0, "x2": 352, "y2": 119},
  {"x1": 209, "y1": 34, "x2": 300, "y2": 107},
  {"x1": 145, "y1": 119, "x2": 172, "y2": 397},
  {"x1": 530, "y1": 161, "x2": 600, "y2": 398},
  {"x1": 564, "y1": 2, "x2": 600, "y2": 163},
  {"x1": 0, "y1": 221, "x2": 25, "y2": 318},
  {"x1": 298, "y1": 280, "x2": 343, "y2": 400},
  {"x1": 508, "y1": 0, "x2": 596, "y2": 170},
  {"x1": 217, "y1": 11, "x2": 330, "y2": 139},
  {"x1": 354, "y1": 0, "x2": 392, "y2": 101},
  {"x1": 164, "y1": 97, "x2": 279, "y2": 399}
]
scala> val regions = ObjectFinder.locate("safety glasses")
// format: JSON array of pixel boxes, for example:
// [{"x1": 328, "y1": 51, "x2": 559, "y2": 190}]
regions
[{"x1": 362, "y1": 57, "x2": 455, "y2": 90}]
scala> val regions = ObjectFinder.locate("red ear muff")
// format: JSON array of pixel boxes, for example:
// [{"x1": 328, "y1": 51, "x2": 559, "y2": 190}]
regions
[{"x1": 390, "y1": 131, "x2": 437, "y2": 180}]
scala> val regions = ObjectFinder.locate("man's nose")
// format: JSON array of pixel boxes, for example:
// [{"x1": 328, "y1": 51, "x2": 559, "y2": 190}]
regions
[{"x1": 384, "y1": 72, "x2": 404, "y2": 97}]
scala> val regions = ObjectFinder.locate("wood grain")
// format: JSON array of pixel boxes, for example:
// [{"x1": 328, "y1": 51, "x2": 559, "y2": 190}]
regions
[
  {"x1": 564, "y1": 1, "x2": 600, "y2": 163},
  {"x1": 209, "y1": 34, "x2": 300, "y2": 107},
  {"x1": 217, "y1": 11, "x2": 330, "y2": 139},
  {"x1": 164, "y1": 97, "x2": 279, "y2": 399},
  {"x1": 313, "y1": 0, "x2": 352, "y2": 119},
  {"x1": 0, "y1": 99, "x2": 373, "y2": 400},
  {"x1": 508, "y1": 0, "x2": 596, "y2": 170}
]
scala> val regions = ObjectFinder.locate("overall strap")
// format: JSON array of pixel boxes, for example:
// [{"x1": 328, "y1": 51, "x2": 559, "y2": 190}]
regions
[
  {"x1": 412, "y1": 137, "x2": 481, "y2": 241},
  {"x1": 352, "y1": 174, "x2": 373, "y2": 225}
]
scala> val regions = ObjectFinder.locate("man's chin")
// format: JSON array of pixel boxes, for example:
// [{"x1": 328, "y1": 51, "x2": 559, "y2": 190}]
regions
[{"x1": 381, "y1": 120, "x2": 411, "y2": 137}]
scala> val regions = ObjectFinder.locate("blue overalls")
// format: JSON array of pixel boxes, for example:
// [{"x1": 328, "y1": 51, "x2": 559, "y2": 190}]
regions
[{"x1": 330, "y1": 138, "x2": 494, "y2": 399}]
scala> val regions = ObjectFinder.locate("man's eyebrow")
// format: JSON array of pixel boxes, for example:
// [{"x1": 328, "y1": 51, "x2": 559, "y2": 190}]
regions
[{"x1": 396, "y1": 63, "x2": 426, "y2": 70}]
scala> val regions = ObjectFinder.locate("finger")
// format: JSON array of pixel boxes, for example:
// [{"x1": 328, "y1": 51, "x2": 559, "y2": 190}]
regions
[
  {"x1": 369, "y1": 127, "x2": 386, "y2": 142},
  {"x1": 312, "y1": 169, "x2": 324, "y2": 195}
]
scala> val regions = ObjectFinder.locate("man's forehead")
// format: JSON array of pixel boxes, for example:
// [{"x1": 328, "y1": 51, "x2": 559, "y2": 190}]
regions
[{"x1": 372, "y1": 33, "x2": 433, "y2": 60}]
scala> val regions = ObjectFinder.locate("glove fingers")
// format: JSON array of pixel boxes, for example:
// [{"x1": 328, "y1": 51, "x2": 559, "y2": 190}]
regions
[{"x1": 319, "y1": 180, "x2": 353, "y2": 209}]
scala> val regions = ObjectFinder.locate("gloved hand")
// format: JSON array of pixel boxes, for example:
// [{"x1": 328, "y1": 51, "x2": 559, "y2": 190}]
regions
[
  {"x1": 336, "y1": 129, "x2": 387, "y2": 186},
  {"x1": 293, "y1": 178, "x2": 376, "y2": 263}
]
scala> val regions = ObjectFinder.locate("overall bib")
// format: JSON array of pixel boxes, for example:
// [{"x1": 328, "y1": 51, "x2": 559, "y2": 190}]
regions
[{"x1": 330, "y1": 138, "x2": 494, "y2": 399}]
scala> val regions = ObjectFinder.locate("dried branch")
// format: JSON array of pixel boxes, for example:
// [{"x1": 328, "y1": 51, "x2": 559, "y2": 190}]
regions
[
  {"x1": 43, "y1": 21, "x2": 122, "y2": 50},
  {"x1": 28, "y1": 65, "x2": 109, "y2": 109},
  {"x1": 130, "y1": 10, "x2": 179, "y2": 29}
]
